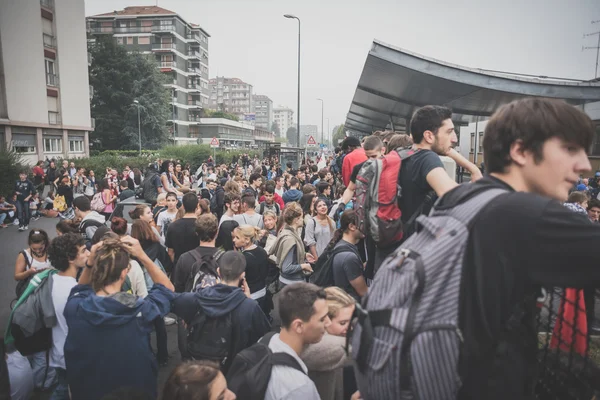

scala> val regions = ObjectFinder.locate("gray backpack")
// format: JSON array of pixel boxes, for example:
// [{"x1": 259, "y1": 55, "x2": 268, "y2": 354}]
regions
[{"x1": 351, "y1": 188, "x2": 506, "y2": 400}]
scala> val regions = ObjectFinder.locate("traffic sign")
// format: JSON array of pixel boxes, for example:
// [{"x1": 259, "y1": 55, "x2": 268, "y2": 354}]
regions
[
  {"x1": 307, "y1": 135, "x2": 317, "y2": 147},
  {"x1": 210, "y1": 137, "x2": 219, "y2": 148}
]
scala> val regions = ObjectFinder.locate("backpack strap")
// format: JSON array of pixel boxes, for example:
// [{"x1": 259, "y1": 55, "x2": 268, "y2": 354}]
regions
[
  {"x1": 21, "y1": 250, "x2": 32, "y2": 270},
  {"x1": 260, "y1": 203, "x2": 265, "y2": 215},
  {"x1": 259, "y1": 332, "x2": 306, "y2": 374}
]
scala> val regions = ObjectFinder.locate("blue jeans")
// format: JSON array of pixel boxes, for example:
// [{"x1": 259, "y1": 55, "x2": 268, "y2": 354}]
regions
[
  {"x1": 0, "y1": 213, "x2": 6, "y2": 225},
  {"x1": 15, "y1": 200, "x2": 30, "y2": 227},
  {"x1": 49, "y1": 368, "x2": 68, "y2": 400}
]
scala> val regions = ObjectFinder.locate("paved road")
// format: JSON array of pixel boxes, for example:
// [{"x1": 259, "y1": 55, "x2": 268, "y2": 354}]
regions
[{"x1": 0, "y1": 216, "x2": 181, "y2": 397}]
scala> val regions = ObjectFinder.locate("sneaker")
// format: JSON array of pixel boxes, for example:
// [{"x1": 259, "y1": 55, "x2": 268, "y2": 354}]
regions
[
  {"x1": 164, "y1": 316, "x2": 176, "y2": 326},
  {"x1": 18, "y1": 226, "x2": 24, "y2": 232},
  {"x1": 13, "y1": 219, "x2": 19, "y2": 226},
  {"x1": 24, "y1": 225, "x2": 28, "y2": 230}
]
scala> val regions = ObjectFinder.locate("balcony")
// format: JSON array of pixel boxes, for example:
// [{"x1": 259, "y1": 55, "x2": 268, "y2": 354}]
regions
[
  {"x1": 187, "y1": 83, "x2": 201, "y2": 90},
  {"x1": 186, "y1": 33, "x2": 201, "y2": 42},
  {"x1": 187, "y1": 67, "x2": 201, "y2": 75},
  {"x1": 187, "y1": 51, "x2": 200, "y2": 59},
  {"x1": 159, "y1": 61, "x2": 176, "y2": 69},
  {"x1": 40, "y1": 0, "x2": 54, "y2": 10},
  {"x1": 48, "y1": 112, "x2": 61, "y2": 125},
  {"x1": 46, "y1": 73, "x2": 59, "y2": 87},
  {"x1": 189, "y1": 115, "x2": 202, "y2": 122},
  {"x1": 152, "y1": 24, "x2": 175, "y2": 33},
  {"x1": 152, "y1": 43, "x2": 176, "y2": 51},
  {"x1": 114, "y1": 26, "x2": 153, "y2": 34},
  {"x1": 43, "y1": 34, "x2": 56, "y2": 49},
  {"x1": 188, "y1": 100, "x2": 202, "y2": 107},
  {"x1": 87, "y1": 26, "x2": 113, "y2": 34}
]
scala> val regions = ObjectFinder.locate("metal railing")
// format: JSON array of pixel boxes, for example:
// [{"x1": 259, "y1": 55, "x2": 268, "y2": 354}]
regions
[
  {"x1": 187, "y1": 51, "x2": 200, "y2": 58},
  {"x1": 87, "y1": 26, "x2": 113, "y2": 34},
  {"x1": 40, "y1": 0, "x2": 54, "y2": 9},
  {"x1": 114, "y1": 26, "x2": 153, "y2": 34},
  {"x1": 152, "y1": 24, "x2": 175, "y2": 32},
  {"x1": 46, "y1": 73, "x2": 59, "y2": 87},
  {"x1": 188, "y1": 100, "x2": 202, "y2": 106},
  {"x1": 187, "y1": 67, "x2": 201, "y2": 74},
  {"x1": 159, "y1": 61, "x2": 176, "y2": 68},
  {"x1": 43, "y1": 34, "x2": 56, "y2": 49},
  {"x1": 152, "y1": 43, "x2": 176, "y2": 50},
  {"x1": 48, "y1": 112, "x2": 61, "y2": 125},
  {"x1": 188, "y1": 83, "x2": 201, "y2": 90},
  {"x1": 186, "y1": 33, "x2": 201, "y2": 42}
]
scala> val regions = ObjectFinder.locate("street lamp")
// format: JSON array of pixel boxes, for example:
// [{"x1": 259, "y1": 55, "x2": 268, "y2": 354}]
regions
[
  {"x1": 317, "y1": 98, "x2": 324, "y2": 145},
  {"x1": 133, "y1": 100, "x2": 141, "y2": 156},
  {"x1": 284, "y1": 14, "x2": 300, "y2": 151}
]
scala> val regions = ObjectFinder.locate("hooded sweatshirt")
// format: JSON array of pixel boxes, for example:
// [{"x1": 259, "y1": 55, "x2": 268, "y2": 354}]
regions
[
  {"x1": 79, "y1": 212, "x2": 106, "y2": 248},
  {"x1": 172, "y1": 284, "x2": 271, "y2": 362},
  {"x1": 63, "y1": 284, "x2": 175, "y2": 400},
  {"x1": 282, "y1": 188, "x2": 302, "y2": 204}
]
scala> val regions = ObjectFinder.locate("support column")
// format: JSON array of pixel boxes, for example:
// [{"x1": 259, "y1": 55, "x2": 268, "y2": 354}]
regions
[
  {"x1": 36, "y1": 128, "x2": 44, "y2": 161},
  {"x1": 62, "y1": 129, "x2": 68, "y2": 159},
  {"x1": 5, "y1": 126, "x2": 12, "y2": 149},
  {"x1": 84, "y1": 131, "x2": 90, "y2": 157}
]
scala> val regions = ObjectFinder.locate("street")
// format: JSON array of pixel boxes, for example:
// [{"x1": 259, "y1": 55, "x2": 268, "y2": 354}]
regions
[{"x1": 0, "y1": 216, "x2": 181, "y2": 397}]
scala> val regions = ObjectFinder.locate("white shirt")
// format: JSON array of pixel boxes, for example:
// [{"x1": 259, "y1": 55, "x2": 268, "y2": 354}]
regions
[
  {"x1": 157, "y1": 209, "x2": 177, "y2": 237},
  {"x1": 127, "y1": 260, "x2": 148, "y2": 298},
  {"x1": 275, "y1": 187, "x2": 285, "y2": 197},
  {"x1": 50, "y1": 274, "x2": 77, "y2": 369},
  {"x1": 265, "y1": 334, "x2": 321, "y2": 400}
]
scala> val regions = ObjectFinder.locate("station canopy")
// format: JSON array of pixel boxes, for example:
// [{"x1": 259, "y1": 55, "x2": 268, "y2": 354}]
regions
[{"x1": 345, "y1": 40, "x2": 600, "y2": 135}]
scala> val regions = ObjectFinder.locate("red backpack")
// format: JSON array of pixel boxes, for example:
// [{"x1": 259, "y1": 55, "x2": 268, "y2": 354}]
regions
[{"x1": 353, "y1": 148, "x2": 417, "y2": 247}]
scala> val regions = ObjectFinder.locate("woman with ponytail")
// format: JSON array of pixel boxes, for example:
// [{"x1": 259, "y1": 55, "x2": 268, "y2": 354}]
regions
[
  {"x1": 328, "y1": 210, "x2": 368, "y2": 301},
  {"x1": 63, "y1": 236, "x2": 175, "y2": 400}
]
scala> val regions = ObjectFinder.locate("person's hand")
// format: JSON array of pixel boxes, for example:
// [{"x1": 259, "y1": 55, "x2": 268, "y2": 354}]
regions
[
  {"x1": 306, "y1": 254, "x2": 316, "y2": 264},
  {"x1": 240, "y1": 278, "x2": 251, "y2": 298},
  {"x1": 88, "y1": 240, "x2": 104, "y2": 266},
  {"x1": 470, "y1": 168, "x2": 483, "y2": 182},
  {"x1": 301, "y1": 263, "x2": 313, "y2": 273},
  {"x1": 350, "y1": 391, "x2": 362, "y2": 400},
  {"x1": 120, "y1": 236, "x2": 145, "y2": 259}
]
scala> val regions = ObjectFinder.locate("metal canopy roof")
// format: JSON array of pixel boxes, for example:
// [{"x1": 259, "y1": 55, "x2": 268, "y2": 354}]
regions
[{"x1": 345, "y1": 40, "x2": 600, "y2": 135}]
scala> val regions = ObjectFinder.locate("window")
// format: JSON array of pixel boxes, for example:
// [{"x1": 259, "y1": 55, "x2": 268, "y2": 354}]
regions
[
  {"x1": 14, "y1": 145, "x2": 35, "y2": 154},
  {"x1": 126, "y1": 37, "x2": 134, "y2": 45},
  {"x1": 44, "y1": 137, "x2": 62, "y2": 153},
  {"x1": 138, "y1": 37, "x2": 150, "y2": 45},
  {"x1": 69, "y1": 139, "x2": 84, "y2": 153},
  {"x1": 116, "y1": 37, "x2": 123, "y2": 44},
  {"x1": 478, "y1": 132, "x2": 484, "y2": 153},
  {"x1": 470, "y1": 132, "x2": 475, "y2": 153}
]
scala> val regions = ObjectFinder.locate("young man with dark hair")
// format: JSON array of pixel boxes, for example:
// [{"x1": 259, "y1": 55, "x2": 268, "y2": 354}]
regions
[
  {"x1": 234, "y1": 195, "x2": 264, "y2": 228},
  {"x1": 256, "y1": 184, "x2": 281, "y2": 216},
  {"x1": 171, "y1": 251, "x2": 270, "y2": 369},
  {"x1": 73, "y1": 195, "x2": 106, "y2": 249},
  {"x1": 282, "y1": 177, "x2": 302, "y2": 204},
  {"x1": 166, "y1": 192, "x2": 200, "y2": 267},
  {"x1": 265, "y1": 282, "x2": 328, "y2": 399},
  {"x1": 245, "y1": 173, "x2": 262, "y2": 201},
  {"x1": 433, "y1": 98, "x2": 600, "y2": 399},
  {"x1": 587, "y1": 198, "x2": 600, "y2": 222},
  {"x1": 341, "y1": 136, "x2": 367, "y2": 187},
  {"x1": 220, "y1": 192, "x2": 241, "y2": 226},
  {"x1": 47, "y1": 233, "x2": 90, "y2": 399},
  {"x1": 259, "y1": 180, "x2": 284, "y2": 210},
  {"x1": 316, "y1": 181, "x2": 332, "y2": 209},
  {"x1": 15, "y1": 171, "x2": 35, "y2": 231},
  {"x1": 118, "y1": 180, "x2": 135, "y2": 201}
]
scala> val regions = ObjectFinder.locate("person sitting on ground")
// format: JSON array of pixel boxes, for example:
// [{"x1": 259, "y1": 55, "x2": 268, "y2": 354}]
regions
[
  {"x1": 172, "y1": 251, "x2": 271, "y2": 370},
  {"x1": 162, "y1": 360, "x2": 236, "y2": 400},
  {"x1": 63, "y1": 236, "x2": 175, "y2": 400},
  {"x1": 301, "y1": 287, "x2": 357, "y2": 400}
]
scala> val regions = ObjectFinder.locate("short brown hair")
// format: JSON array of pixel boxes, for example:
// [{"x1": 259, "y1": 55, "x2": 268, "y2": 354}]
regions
[
  {"x1": 386, "y1": 134, "x2": 413, "y2": 153},
  {"x1": 195, "y1": 213, "x2": 218, "y2": 242},
  {"x1": 278, "y1": 282, "x2": 327, "y2": 328},
  {"x1": 363, "y1": 135, "x2": 383, "y2": 151},
  {"x1": 162, "y1": 360, "x2": 220, "y2": 400},
  {"x1": 483, "y1": 98, "x2": 595, "y2": 174},
  {"x1": 567, "y1": 191, "x2": 588, "y2": 205}
]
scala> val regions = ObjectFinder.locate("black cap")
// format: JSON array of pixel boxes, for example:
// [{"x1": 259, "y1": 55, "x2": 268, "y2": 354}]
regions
[{"x1": 341, "y1": 136, "x2": 361, "y2": 150}]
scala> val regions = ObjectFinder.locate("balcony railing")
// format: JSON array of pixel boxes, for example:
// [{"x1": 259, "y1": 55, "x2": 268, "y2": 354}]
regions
[
  {"x1": 187, "y1": 51, "x2": 200, "y2": 58},
  {"x1": 152, "y1": 25, "x2": 175, "y2": 33},
  {"x1": 187, "y1": 67, "x2": 201, "y2": 74},
  {"x1": 87, "y1": 26, "x2": 114, "y2": 34},
  {"x1": 48, "y1": 112, "x2": 61, "y2": 125},
  {"x1": 159, "y1": 61, "x2": 176, "y2": 68},
  {"x1": 40, "y1": 0, "x2": 54, "y2": 9},
  {"x1": 152, "y1": 43, "x2": 176, "y2": 51},
  {"x1": 43, "y1": 34, "x2": 56, "y2": 49},
  {"x1": 186, "y1": 33, "x2": 201, "y2": 42},
  {"x1": 189, "y1": 115, "x2": 202, "y2": 122},
  {"x1": 46, "y1": 73, "x2": 59, "y2": 87},
  {"x1": 115, "y1": 26, "x2": 153, "y2": 34},
  {"x1": 188, "y1": 83, "x2": 201, "y2": 90},
  {"x1": 188, "y1": 100, "x2": 202, "y2": 106}
]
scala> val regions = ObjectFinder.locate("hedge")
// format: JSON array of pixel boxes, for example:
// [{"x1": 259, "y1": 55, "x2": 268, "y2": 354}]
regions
[{"x1": 0, "y1": 149, "x2": 28, "y2": 197}]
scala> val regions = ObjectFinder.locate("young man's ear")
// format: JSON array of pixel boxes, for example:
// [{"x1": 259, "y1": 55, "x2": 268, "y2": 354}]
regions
[{"x1": 216, "y1": 267, "x2": 221, "y2": 279}]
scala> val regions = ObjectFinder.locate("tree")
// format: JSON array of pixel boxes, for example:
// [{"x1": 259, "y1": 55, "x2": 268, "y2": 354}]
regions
[
  {"x1": 332, "y1": 124, "x2": 346, "y2": 147},
  {"x1": 205, "y1": 110, "x2": 239, "y2": 121},
  {"x1": 286, "y1": 127, "x2": 298, "y2": 147},
  {"x1": 271, "y1": 121, "x2": 281, "y2": 137},
  {"x1": 89, "y1": 36, "x2": 170, "y2": 150}
]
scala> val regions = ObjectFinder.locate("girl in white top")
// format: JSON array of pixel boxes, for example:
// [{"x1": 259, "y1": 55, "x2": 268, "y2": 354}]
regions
[{"x1": 14, "y1": 229, "x2": 52, "y2": 283}]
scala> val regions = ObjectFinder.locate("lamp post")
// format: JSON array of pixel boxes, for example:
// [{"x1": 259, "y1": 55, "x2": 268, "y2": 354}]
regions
[
  {"x1": 133, "y1": 100, "x2": 141, "y2": 156},
  {"x1": 317, "y1": 98, "x2": 324, "y2": 145},
  {"x1": 284, "y1": 14, "x2": 301, "y2": 156}
]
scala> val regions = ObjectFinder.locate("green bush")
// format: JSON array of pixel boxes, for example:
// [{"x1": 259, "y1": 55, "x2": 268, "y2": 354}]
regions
[
  {"x1": 97, "y1": 150, "x2": 159, "y2": 157},
  {"x1": 0, "y1": 149, "x2": 27, "y2": 197},
  {"x1": 74, "y1": 154, "x2": 151, "y2": 174}
]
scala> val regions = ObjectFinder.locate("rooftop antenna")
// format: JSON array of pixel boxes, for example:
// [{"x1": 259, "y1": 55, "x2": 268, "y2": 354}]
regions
[{"x1": 583, "y1": 20, "x2": 600, "y2": 78}]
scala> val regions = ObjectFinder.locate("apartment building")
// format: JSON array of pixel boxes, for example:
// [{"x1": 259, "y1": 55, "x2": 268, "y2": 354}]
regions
[
  {"x1": 86, "y1": 6, "x2": 210, "y2": 144},
  {"x1": 273, "y1": 106, "x2": 294, "y2": 137},
  {"x1": 0, "y1": 0, "x2": 93, "y2": 165},
  {"x1": 208, "y1": 77, "x2": 253, "y2": 118},
  {"x1": 253, "y1": 94, "x2": 273, "y2": 131}
]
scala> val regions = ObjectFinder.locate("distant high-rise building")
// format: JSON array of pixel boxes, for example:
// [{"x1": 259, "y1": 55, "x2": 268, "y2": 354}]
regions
[
  {"x1": 86, "y1": 6, "x2": 210, "y2": 144},
  {"x1": 0, "y1": 0, "x2": 93, "y2": 164},
  {"x1": 273, "y1": 106, "x2": 294, "y2": 138},
  {"x1": 253, "y1": 94, "x2": 273, "y2": 131},
  {"x1": 208, "y1": 77, "x2": 253, "y2": 118}
]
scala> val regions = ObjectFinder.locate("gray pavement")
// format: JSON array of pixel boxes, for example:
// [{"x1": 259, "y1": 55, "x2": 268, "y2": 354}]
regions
[{"x1": 0, "y1": 216, "x2": 181, "y2": 398}]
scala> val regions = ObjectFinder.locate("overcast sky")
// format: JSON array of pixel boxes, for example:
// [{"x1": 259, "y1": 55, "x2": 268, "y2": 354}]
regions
[{"x1": 85, "y1": 0, "x2": 599, "y2": 138}]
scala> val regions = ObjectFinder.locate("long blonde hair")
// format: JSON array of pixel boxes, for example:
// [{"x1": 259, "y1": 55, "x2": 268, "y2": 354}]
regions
[
  {"x1": 325, "y1": 286, "x2": 355, "y2": 320},
  {"x1": 234, "y1": 224, "x2": 261, "y2": 244}
]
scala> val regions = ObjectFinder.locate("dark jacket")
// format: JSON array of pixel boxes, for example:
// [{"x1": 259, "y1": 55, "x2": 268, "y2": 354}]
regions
[
  {"x1": 282, "y1": 189, "x2": 302, "y2": 204},
  {"x1": 14, "y1": 179, "x2": 35, "y2": 202},
  {"x1": 64, "y1": 284, "x2": 175, "y2": 400},
  {"x1": 172, "y1": 284, "x2": 271, "y2": 363},
  {"x1": 173, "y1": 246, "x2": 218, "y2": 293},
  {"x1": 213, "y1": 185, "x2": 225, "y2": 220}
]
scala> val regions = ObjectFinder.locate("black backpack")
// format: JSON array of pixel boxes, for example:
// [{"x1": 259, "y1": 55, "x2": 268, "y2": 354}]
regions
[
  {"x1": 259, "y1": 202, "x2": 280, "y2": 216},
  {"x1": 186, "y1": 248, "x2": 224, "y2": 293},
  {"x1": 140, "y1": 172, "x2": 159, "y2": 204},
  {"x1": 310, "y1": 244, "x2": 359, "y2": 287},
  {"x1": 187, "y1": 308, "x2": 235, "y2": 373},
  {"x1": 227, "y1": 332, "x2": 305, "y2": 400}
]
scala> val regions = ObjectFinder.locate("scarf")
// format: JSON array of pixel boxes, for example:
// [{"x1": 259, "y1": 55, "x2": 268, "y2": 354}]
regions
[{"x1": 269, "y1": 225, "x2": 305, "y2": 269}]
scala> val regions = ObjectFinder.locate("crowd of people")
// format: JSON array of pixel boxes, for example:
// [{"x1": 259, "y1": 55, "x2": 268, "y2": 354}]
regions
[{"x1": 2, "y1": 97, "x2": 600, "y2": 399}]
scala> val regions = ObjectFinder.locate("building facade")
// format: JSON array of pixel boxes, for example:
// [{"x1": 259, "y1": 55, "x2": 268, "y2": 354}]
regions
[
  {"x1": 208, "y1": 77, "x2": 253, "y2": 118},
  {"x1": 253, "y1": 94, "x2": 273, "y2": 131},
  {"x1": 273, "y1": 106, "x2": 294, "y2": 138},
  {"x1": 0, "y1": 0, "x2": 93, "y2": 165},
  {"x1": 196, "y1": 117, "x2": 273, "y2": 149},
  {"x1": 86, "y1": 6, "x2": 210, "y2": 144}
]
